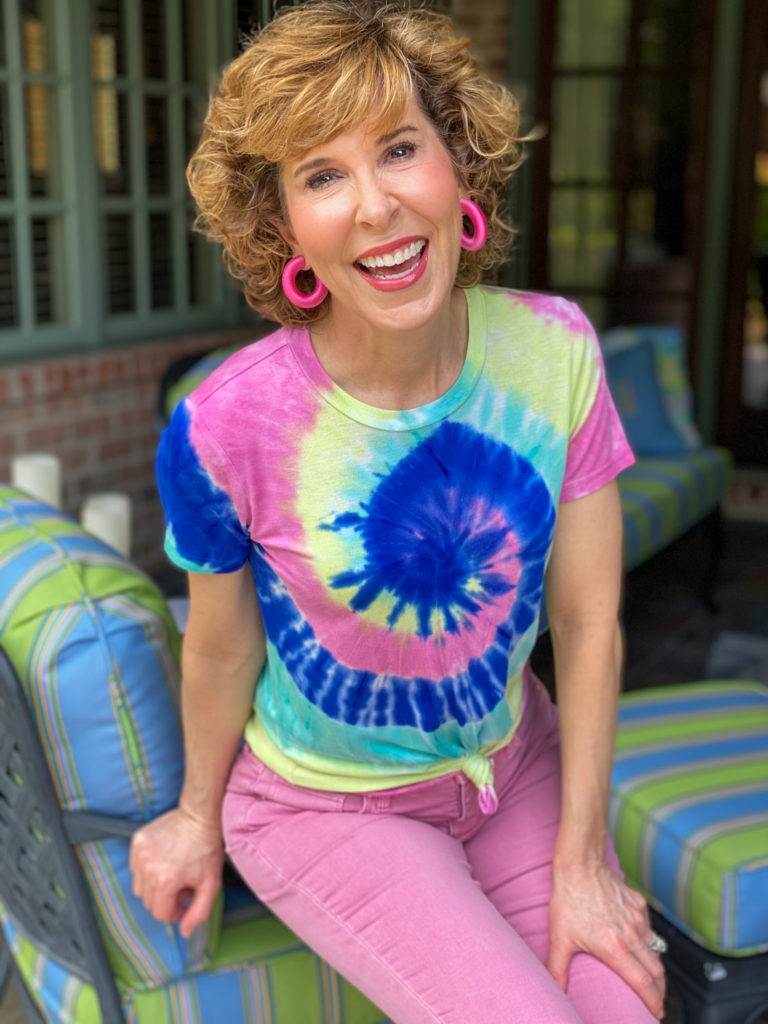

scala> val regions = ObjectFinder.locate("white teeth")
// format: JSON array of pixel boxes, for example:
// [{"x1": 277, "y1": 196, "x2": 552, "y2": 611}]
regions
[{"x1": 359, "y1": 239, "x2": 425, "y2": 270}]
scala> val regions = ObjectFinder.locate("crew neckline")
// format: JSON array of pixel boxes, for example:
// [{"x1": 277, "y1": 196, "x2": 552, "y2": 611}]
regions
[{"x1": 289, "y1": 285, "x2": 487, "y2": 431}]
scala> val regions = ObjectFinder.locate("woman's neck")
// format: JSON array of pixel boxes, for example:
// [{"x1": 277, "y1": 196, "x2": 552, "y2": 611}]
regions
[{"x1": 309, "y1": 288, "x2": 468, "y2": 411}]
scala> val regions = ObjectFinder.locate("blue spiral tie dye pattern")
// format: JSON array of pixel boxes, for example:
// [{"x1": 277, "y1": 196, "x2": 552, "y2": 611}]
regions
[{"x1": 252, "y1": 423, "x2": 555, "y2": 731}]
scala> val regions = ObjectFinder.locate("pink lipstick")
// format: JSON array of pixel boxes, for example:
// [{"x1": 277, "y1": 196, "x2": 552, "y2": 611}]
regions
[{"x1": 354, "y1": 240, "x2": 429, "y2": 292}]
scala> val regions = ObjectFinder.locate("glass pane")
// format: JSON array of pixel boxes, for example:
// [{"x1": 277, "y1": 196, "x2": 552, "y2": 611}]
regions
[
  {"x1": 626, "y1": 187, "x2": 663, "y2": 263},
  {"x1": 145, "y1": 95, "x2": 168, "y2": 195},
  {"x1": 21, "y1": 0, "x2": 53, "y2": 74},
  {"x1": 631, "y1": 76, "x2": 689, "y2": 183},
  {"x1": 149, "y1": 212, "x2": 172, "y2": 308},
  {"x1": 0, "y1": 220, "x2": 18, "y2": 328},
  {"x1": 142, "y1": 0, "x2": 165, "y2": 79},
  {"x1": 638, "y1": 0, "x2": 699, "y2": 70},
  {"x1": 181, "y1": 0, "x2": 208, "y2": 88},
  {"x1": 188, "y1": 212, "x2": 213, "y2": 305},
  {"x1": 551, "y1": 77, "x2": 620, "y2": 184},
  {"x1": 0, "y1": 5, "x2": 5, "y2": 68},
  {"x1": 94, "y1": 87, "x2": 130, "y2": 193},
  {"x1": 26, "y1": 86, "x2": 60, "y2": 197},
  {"x1": 555, "y1": 0, "x2": 630, "y2": 70},
  {"x1": 31, "y1": 217, "x2": 66, "y2": 324},
  {"x1": 91, "y1": 0, "x2": 125, "y2": 80},
  {"x1": 549, "y1": 187, "x2": 618, "y2": 289},
  {"x1": 743, "y1": 72, "x2": 768, "y2": 411},
  {"x1": 0, "y1": 88, "x2": 11, "y2": 197},
  {"x1": 105, "y1": 214, "x2": 134, "y2": 312}
]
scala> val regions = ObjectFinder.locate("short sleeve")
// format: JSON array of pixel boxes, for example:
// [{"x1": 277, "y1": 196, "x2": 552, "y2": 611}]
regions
[
  {"x1": 560, "y1": 306, "x2": 636, "y2": 502},
  {"x1": 156, "y1": 398, "x2": 251, "y2": 573}
]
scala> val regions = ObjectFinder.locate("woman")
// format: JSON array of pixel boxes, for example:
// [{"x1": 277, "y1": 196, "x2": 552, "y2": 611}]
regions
[{"x1": 130, "y1": 3, "x2": 667, "y2": 1022}]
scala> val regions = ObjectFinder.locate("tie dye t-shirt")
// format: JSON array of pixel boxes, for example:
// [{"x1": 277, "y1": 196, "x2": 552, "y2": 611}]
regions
[{"x1": 157, "y1": 285, "x2": 634, "y2": 802}]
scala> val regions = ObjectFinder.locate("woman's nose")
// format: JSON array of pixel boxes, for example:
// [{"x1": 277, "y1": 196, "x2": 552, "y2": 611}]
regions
[{"x1": 354, "y1": 176, "x2": 398, "y2": 229}]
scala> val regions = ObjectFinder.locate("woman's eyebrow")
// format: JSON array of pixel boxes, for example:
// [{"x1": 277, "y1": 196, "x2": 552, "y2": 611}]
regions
[
  {"x1": 376, "y1": 124, "x2": 418, "y2": 145},
  {"x1": 292, "y1": 126, "x2": 419, "y2": 179}
]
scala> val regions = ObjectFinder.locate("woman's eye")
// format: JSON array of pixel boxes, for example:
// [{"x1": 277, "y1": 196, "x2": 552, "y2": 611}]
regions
[
  {"x1": 387, "y1": 141, "x2": 417, "y2": 161},
  {"x1": 306, "y1": 170, "x2": 338, "y2": 191}
]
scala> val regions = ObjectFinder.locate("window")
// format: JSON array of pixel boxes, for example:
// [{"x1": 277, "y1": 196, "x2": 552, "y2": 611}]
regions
[
  {"x1": 0, "y1": 0, "x2": 240, "y2": 362},
  {"x1": 533, "y1": 0, "x2": 712, "y2": 332}
]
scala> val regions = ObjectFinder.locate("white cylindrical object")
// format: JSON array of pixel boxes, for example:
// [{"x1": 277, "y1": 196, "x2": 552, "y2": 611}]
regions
[
  {"x1": 81, "y1": 491, "x2": 132, "y2": 558},
  {"x1": 11, "y1": 452, "x2": 62, "y2": 507}
]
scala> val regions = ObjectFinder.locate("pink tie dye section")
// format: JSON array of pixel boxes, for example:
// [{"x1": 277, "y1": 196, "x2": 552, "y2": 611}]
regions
[
  {"x1": 507, "y1": 291, "x2": 635, "y2": 501},
  {"x1": 561, "y1": 354, "x2": 635, "y2": 502},
  {"x1": 190, "y1": 329, "x2": 323, "y2": 546},
  {"x1": 508, "y1": 291, "x2": 586, "y2": 335}
]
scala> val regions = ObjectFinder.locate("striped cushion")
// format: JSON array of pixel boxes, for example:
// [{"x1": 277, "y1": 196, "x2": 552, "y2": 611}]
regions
[
  {"x1": 619, "y1": 447, "x2": 732, "y2": 570},
  {"x1": 610, "y1": 681, "x2": 768, "y2": 956},
  {"x1": 2, "y1": 905, "x2": 389, "y2": 1024}
]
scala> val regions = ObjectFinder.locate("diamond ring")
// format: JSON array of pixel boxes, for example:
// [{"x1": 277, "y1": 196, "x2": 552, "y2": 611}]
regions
[{"x1": 648, "y1": 932, "x2": 668, "y2": 955}]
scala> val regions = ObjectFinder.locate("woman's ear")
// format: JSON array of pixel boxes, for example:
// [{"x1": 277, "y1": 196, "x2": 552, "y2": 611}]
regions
[
  {"x1": 275, "y1": 216, "x2": 298, "y2": 252},
  {"x1": 274, "y1": 173, "x2": 299, "y2": 251}
]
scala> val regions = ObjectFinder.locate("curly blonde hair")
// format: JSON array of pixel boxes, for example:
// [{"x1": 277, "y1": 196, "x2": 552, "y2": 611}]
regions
[{"x1": 187, "y1": 0, "x2": 528, "y2": 326}]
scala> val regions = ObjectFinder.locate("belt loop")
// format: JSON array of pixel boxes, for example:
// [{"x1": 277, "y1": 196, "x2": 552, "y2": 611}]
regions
[{"x1": 341, "y1": 793, "x2": 365, "y2": 813}]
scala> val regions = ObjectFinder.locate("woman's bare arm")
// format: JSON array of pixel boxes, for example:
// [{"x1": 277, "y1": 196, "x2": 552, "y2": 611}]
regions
[
  {"x1": 129, "y1": 564, "x2": 265, "y2": 938},
  {"x1": 544, "y1": 480, "x2": 665, "y2": 1019},
  {"x1": 546, "y1": 481, "x2": 624, "y2": 867}
]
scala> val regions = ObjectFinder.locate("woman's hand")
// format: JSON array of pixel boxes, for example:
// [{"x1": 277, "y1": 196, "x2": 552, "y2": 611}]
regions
[
  {"x1": 546, "y1": 860, "x2": 666, "y2": 1020},
  {"x1": 129, "y1": 806, "x2": 225, "y2": 939}
]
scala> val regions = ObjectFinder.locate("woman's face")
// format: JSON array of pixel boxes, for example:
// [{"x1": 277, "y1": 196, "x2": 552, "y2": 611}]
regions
[{"x1": 280, "y1": 97, "x2": 463, "y2": 334}]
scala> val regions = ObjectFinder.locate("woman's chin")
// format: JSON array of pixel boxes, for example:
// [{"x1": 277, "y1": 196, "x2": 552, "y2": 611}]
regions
[{"x1": 334, "y1": 268, "x2": 454, "y2": 334}]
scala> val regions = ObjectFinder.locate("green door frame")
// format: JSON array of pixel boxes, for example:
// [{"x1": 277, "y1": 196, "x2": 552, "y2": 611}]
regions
[{"x1": 695, "y1": 0, "x2": 745, "y2": 441}]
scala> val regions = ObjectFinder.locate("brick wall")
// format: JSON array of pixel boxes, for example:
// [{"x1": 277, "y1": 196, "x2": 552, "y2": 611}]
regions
[{"x1": 0, "y1": 326, "x2": 258, "y2": 576}]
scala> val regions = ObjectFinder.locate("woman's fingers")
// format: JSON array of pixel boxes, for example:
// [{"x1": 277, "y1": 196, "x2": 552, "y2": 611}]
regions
[
  {"x1": 180, "y1": 876, "x2": 220, "y2": 939},
  {"x1": 549, "y1": 870, "x2": 667, "y2": 1020},
  {"x1": 599, "y1": 939, "x2": 665, "y2": 1019},
  {"x1": 127, "y1": 809, "x2": 224, "y2": 935},
  {"x1": 545, "y1": 932, "x2": 575, "y2": 991},
  {"x1": 631, "y1": 942, "x2": 667, "y2": 1011}
]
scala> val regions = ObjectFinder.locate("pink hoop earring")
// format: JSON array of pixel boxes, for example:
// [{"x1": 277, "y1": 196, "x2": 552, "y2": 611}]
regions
[
  {"x1": 281, "y1": 256, "x2": 329, "y2": 309},
  {"x1": 460, "y1": 198, "x2": 488, "y2": 252}
]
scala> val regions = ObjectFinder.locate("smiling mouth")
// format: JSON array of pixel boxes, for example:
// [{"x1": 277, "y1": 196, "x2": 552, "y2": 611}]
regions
[{"x1": 355, "y1": 239, "x2": 427, "y2": 281}]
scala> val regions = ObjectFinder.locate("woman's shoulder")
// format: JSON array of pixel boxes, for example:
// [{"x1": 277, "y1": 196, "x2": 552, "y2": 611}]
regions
[
  {"x1": 474, "y1": 284, "x2": 590, "y2": 340},
  {"x1": 189, "y1": 324, "x2": 300, "y2": 411}
]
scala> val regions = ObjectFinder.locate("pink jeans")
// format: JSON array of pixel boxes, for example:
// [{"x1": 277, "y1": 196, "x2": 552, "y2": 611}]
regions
[{"x1": 222, "y1": 673, "x2": 657, "y2": 1024}]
